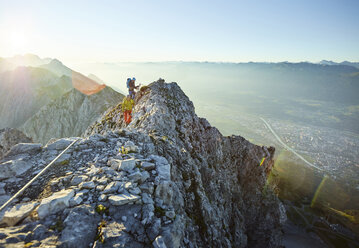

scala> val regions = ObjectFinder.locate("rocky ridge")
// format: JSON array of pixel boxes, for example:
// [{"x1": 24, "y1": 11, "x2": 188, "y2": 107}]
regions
[{"x1": 0, "y1": 80, "x2": 285, "y2": 247}]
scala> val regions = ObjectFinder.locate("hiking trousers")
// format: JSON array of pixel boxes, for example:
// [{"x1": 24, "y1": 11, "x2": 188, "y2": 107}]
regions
[
  {"x1": 124, "y1": 110, "x2": 132, "y2": 124},
  {"x1": 129, "y1": 90, "x2": 136, "y2": 99}
]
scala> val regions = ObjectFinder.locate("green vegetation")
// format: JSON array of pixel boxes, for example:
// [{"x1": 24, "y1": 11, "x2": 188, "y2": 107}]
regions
[
  {"x1": 95, "y1": 204, "x2": 109, "y2": 215},
  {"x1": 49, "y1": 218, "x2": 64, "y2": 232},
  {"x1": 154, "y1": 206, "x2": 166, "y2": 217},
  {"x1": 58, "y1": 159, "x2": 69, "y2": 166},
  {"x1": 95, "y1": 220, "x2": 107, "y2": 243},
  {"x1": 119, "y1": 146, "x2": 129, "y2": 155}
]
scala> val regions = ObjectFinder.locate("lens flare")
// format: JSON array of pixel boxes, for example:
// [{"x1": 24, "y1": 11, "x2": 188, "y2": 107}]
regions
[
  {"x1": 311, "y1": 175, "x2": 328, "y2": 208},
  {"x1": 259, "y1": 157, "x2": 266, "y2": 166}
]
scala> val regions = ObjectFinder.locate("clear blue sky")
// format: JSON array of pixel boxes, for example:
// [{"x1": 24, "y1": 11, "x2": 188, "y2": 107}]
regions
[{"x1": 0, "y1": 0, "x2": 358, "y2": 63}]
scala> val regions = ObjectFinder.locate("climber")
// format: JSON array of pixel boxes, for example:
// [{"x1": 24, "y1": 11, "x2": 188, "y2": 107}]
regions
[
  {"x1": 127, "y1": 77, "x2": 140, "y2": 99},
  {"x1": 121, "y1": 95, "x2": 134, "y2": 125}
]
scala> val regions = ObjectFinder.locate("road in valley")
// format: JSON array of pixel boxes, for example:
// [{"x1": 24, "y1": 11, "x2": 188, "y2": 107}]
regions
[{"x1": 260, "y1": 117, "x2": 322, "y2": 171}]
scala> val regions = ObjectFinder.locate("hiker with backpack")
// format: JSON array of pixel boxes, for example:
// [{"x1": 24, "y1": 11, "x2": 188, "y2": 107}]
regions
[
  {"x1": 121, "y1": 95, "x2": 135, "y2": 125},
  {"x1": 127, "y1": 77, "x2": 140, "y2": 99}
]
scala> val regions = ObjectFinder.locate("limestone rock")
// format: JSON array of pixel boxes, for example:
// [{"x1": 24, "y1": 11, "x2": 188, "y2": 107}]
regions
[
  {"x1": 0, "y1": 159, "x2": 32, "y2": 180},
  {"x1": 107, "y1": 158, "x2": 136, "y2": 172},
  {"x1": 0, "y1": 128, "x2": 33, "y2": 160},
  {"x1": 128, "y1": 187, "x2": 141, "y2": 195},
  {"x1": 128, "y1": 171, "x2": 142, "y2": 183},
  {"x1": 155, "y1": 181, "x2": 174, "y2": 206},
  {"x1": 45, "y1": 138, "x2": 76, "y2": 150},
  {"x1": 108, "y1": 193, "x2": 140, "y2": 206},
  {"x1": 141, "y1": 162, "x2": 156, "y2": 171},
  {"x1": 107, "y1": 158, "x2": 121, "y2": 170},
  {"x1": 0, "y1": 202, "x2": 38, "y2": 226},
  {"x1": 118, "y1": 158, "x2": 136, "y2": 172},
  {"x1": 142, "y1": 193, "x2": 154, "y2": 205},
  {"x1": 37, "y1": 189, "x2": 75, "y2": 219},
  {"x1": 60, "y1": 205, "x2": 100, "y2": 248},
  {"x1": 4, "y1": 143, "x2": 41, "y2": 158},
  {"x1": 103, "y1": 181, "x2": 122, "y2": 194},
  {"x1": 156, "y1": 163, "x2": 171, "y2": 181},
  {"x1": 98, "y1": 194, "x2": 107, "y2": 201},
  {"x1": 124, "y1": 140, "x2": 138, "y2": 153},
  {"x1": 81, "y1": 181, "x2": 95, "y2": 189},
  {"x1": 69, "y1": 195, "x2": 83, "y2": 206},
  {"x1": 140, "y1": 171, "x2": 150, "y2": 183},
  {"x1": 70, "y1": 175, "x2": 88, "y2": 186},
  {"x1": 147, "y1": 218, "x2": 161, "y2": 241}
]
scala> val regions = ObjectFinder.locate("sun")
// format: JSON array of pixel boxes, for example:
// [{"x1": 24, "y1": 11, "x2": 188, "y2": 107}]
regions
[{"x1": 0, "y1": 14, "x2": 37, "y2": 56}]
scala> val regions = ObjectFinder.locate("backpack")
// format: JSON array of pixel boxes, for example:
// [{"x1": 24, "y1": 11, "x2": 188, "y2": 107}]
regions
[{"x1": 126, "y1": 78, "x2": 131, "y2": 88}]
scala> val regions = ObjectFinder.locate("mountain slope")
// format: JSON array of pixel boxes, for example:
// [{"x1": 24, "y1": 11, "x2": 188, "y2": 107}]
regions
[
  {"x1": 0, "y1": 66, "x2": 73, "y2": 129},
  {"x1": 88, "y1": 74, "x2": 106, "y2": 84},
  {"x1": 0, "y1": 55, "x2": 112, "y2": 132},
  {"x1": 21, "y1": 86, "x2": 124, "y2": 144},
  {"x1": 0, "y1": 80, "x2": 284, "y2": 247}
]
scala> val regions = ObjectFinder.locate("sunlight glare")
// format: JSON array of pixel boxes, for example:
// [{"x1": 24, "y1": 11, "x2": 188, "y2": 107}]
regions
[
  {"x1": 0, "y1": 14, "x2": 35, "y2": 56},
  {"x1": 9, "y1": 30, "x2": 28, "y2": 51}
]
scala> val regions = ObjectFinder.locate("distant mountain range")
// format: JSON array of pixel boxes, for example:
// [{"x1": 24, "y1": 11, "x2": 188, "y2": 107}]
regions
[
  {"x1": 0, "y1": 54, "x2": 52, "y2": 73},
  {"x1": 0, "y1": 54, "x2": 125, "y2": 144},
  {"x1": 84, "y1": 60, "x2": 359, "y2": 105},
  {"x1": 319, "y1": 60, "x2": 359, "y2": 69},
  {"x1": 39, "y1": 59, "x2": 107, "y2": 95}
]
